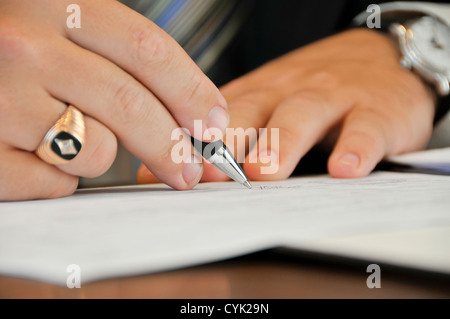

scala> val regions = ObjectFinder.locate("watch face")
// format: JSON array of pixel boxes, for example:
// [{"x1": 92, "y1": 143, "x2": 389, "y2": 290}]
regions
[{"x1": 409, "y1": 16, "x2": 450, "y2": 74}]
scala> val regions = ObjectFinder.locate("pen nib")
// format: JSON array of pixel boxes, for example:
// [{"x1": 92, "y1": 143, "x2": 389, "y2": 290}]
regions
[{"x1": 243, "y1": 181, "x2": 252, "y2": 189}]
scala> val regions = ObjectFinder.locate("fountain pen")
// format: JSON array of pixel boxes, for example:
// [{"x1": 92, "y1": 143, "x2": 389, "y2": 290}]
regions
[{"x1": 191, "y1": 137, "x2": 252, "y2": 189}]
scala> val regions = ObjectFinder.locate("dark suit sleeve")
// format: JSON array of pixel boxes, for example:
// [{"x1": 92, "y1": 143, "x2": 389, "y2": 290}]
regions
[
  {"x1": 208, "y1": 0, "x2": 375, "y2": 84},
  {"x1": 208, "y1": 0, "x2": 449, "y2": 122},
  {"x1": 209, "y1": 0, "x2": 448, "y2": 83}
]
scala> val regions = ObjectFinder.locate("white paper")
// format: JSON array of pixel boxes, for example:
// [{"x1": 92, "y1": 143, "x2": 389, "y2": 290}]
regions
[
  {"x1": 0, "y1": 171, "x2": 449, "y2": 285},
  {"x1": 387, "y1": 147, "x2": 450, "y2": 173}
]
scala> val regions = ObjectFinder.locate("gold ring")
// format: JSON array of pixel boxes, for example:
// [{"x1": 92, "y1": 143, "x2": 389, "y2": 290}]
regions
[{"x1": 35, "y1": 105, "x2": 85, "y2": 165}]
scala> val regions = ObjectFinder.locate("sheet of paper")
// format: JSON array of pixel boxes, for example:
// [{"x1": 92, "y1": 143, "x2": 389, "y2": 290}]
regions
[
  {"x1": 296, "y1": 226, "x2": 450, "y2": 274},
  {"x1": 0, "y1": 171, "x2": 449, "y2": 285},
  {"x1": 386, "y1": 147, "x2": 450, "y2": 174}
]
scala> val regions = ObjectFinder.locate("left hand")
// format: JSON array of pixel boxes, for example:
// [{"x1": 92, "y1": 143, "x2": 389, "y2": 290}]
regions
[{"x1": 138, "y1": 28, "x2": 436, "y2": 184}]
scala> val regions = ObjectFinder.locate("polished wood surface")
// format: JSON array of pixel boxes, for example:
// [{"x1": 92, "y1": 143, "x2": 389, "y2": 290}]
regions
[{"x1": 1, "y1": 252, "x2": 449, "y2": 299}]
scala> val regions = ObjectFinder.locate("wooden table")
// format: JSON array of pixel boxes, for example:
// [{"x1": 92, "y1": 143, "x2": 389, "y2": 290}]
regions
[{"x1": 1, "y1": 250, "x2": 449, "y2": 299}]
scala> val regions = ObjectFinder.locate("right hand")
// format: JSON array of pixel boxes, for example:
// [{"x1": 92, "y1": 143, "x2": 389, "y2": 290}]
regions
[{"x1": 0, "y1": 0, "x2": 229, "y2": 201}]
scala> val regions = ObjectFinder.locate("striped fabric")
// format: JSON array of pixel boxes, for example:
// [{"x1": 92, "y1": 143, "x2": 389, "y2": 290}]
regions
[{"x1": 122, "y1": 0, "x2": 252, "y2": 72}]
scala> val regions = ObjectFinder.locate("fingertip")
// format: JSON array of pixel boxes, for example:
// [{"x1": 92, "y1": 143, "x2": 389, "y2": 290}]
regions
[
  {"x1": 217, "y1": 90, "x2": 228, "y2": 111},
  {"x1": 85, "y1": 127, "x2": 118, "y2": 178},
  {"x1": 328, "y1": 152, "x2": 370, "y2": 178},
  {"x1": 47, "y1": 176, "x2": 79, "y2": 199},
  {"x1": 155, "y1": 160, "x2": 204, "y2": 191},
  {"x1": 181, "y1": 157, "x2": 204, "y2": 189},
  {"x1": 206, "y1": 105, "x2": 230, "y2": 140},
  {"x1": 327, "y1": 108, "x2": 391, "y2": 179}
]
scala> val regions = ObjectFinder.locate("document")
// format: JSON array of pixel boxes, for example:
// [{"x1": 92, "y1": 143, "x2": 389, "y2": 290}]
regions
[
  {"x1": 384, "y1": 147, "x2": 450, "y2": 174},
  {"x1": 0, "y1": 169, "x2": 449, "y2": 285}
]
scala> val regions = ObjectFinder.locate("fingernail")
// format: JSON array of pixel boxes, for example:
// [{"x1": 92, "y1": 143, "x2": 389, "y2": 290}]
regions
[
  {"x1": 258, "y1": 149, "x2": 279, "y2": 165},
  {"x1": 207, "y1": 106, "x2": 229, "y2": 135},
  {"x1": 338, "y1": 152, "x2": 360, "y2": 168},
  {"x1": 182, "y1": 155, "x2": 203, "y2": 185}
]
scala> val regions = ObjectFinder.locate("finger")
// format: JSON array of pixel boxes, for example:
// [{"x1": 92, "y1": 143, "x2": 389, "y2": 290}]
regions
[
  {"x1": 327, "y1": 106, "x2": 423, "y2": 178},
  {"x1": 65, "y1": 0, "x2": 229, "y2": 138},
  {"x1": 0, "y1": 144, "x2": 78, "y2": 201},
  {"x1": 200, "y1": 89, "x2": 284, "y2": 182},
  {"x1": 245, "y1": 90, "x2": 349, "y2": 180},
  {"x1": 41, "y1": 37, "x2": 203, "y2": 190},
  {"x1": 0, "y1": 88, "x2": 66, "y2": 151},
  {"x1": 136, "y1": 159, "x2": 227, "y2": 185},
  {"x1": 0, "y1": 88, "x2": 118, "y2": 178},
  {"x1": 55, "y1": 115, "x2": 117, "y2": 178}
]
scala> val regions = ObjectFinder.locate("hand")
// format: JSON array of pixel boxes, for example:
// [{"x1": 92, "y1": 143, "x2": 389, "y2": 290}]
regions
[
  {"x1": 0, "y1": 0, "x2": 229, "y2": 200},
  {"x1": 138, "y1": 28, "x2": 436, "y2": 184}
]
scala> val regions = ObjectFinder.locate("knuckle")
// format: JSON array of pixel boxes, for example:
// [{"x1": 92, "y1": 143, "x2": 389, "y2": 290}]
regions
[
  {"x1": 355, "y1": 129, "x2": 383, "y2": 150},
  {"x1": 235, "y1": 89, "x2": 275, "y2": 109},
  {"x1": 131, "y1": 23, "x2": 171, "y2": 67},
  {"x1": 178, "y1": 73, "x2": 207, "y2": 109},
  {"x1": 0, "y1": 20, "x2": 36, "y2": 60},
  {"x1": 111, "y1": 79, "x2": 149, "y2": 125},
  {"x1": 261, "y1": 67, "x2": 295, "y2": 89},
  {"x1": 233, "y1": 92, "x2": 260, "y2": 109},
  {"x1": 310, "y1": 71, "x2": 340, "y2": 89},
  {"x1": 293, "y1": 91, "x2": 321, "y2": 104},
  {"x1": 289, "y1": 91, "x2": 327, "y2": 111},
  {"x1": 279, "y1": 124, "x2": 300, "y2": 144}
]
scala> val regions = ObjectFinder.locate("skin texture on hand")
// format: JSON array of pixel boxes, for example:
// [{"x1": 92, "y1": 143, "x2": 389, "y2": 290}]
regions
[
  {"x1": 138, "y1": 28, "x2": 436, "y2": 184},
  {"x1": 0, "y1": 0, "x2": 229, "y2": 200}
]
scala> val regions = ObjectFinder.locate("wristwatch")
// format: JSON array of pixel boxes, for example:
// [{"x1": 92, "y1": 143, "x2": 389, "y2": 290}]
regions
[
  {"x1": 389, "y1": 16, "x2": 450, "y2": 96},
  {"x1": 352, "y1": 2, "x2": 450, "y2": 120}
]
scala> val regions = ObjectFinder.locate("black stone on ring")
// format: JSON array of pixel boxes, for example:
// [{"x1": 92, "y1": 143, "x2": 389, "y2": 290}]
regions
[{"x1": 50, "y1": 132, "x2": 82, "y2": 160}]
